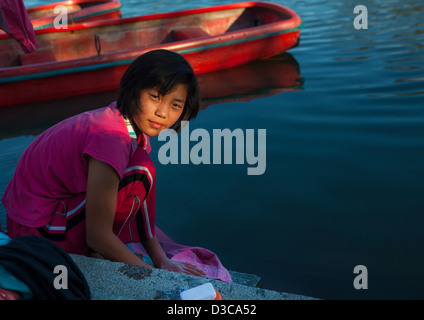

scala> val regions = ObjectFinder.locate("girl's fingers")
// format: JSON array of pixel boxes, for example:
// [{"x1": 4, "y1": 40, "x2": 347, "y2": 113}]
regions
[
  {"x1": 161, "y1": 258, "x2": 206, "y2": 276},
  {"x1": 181, "y1": 262, "x2": 206, "y2": 276}
]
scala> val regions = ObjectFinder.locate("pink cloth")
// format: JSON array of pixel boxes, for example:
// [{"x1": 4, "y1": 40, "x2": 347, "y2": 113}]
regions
[
  {"x1": 0, "y1": 0, "x2": 38, "y2": 53},
  {"x1": 1, "y1": 102, "x2": 146, "y2": 228},
  {"x1": 128, "y1": 227, "x2": 233, "y2": 283}
]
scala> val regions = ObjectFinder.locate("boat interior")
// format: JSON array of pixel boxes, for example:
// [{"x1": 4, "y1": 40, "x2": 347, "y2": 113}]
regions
[{"x1": 0, "y1": 6, "x2": 291, "y2": 69}]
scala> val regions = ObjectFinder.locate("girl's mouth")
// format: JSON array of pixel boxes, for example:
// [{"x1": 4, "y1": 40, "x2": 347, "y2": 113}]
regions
[{"x1": 149, "y1": 120, "x2": 165, "y2": 129}]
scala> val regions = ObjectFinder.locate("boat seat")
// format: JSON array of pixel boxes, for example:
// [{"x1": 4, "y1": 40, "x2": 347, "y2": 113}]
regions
[
  {"x1": 172, "y1": 28, "x2": 210, "y2": 41},
  {"x1": 20, "y1": 49, "x2": 56, "y2": 65}
]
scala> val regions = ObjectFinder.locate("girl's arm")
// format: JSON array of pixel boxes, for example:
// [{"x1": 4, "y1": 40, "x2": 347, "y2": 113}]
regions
[
  {"x1": 86, "y1": 156, "x2": 205, "y2": 276},
  {"x1": 85, "y1": 156, "x2": 152, "y2": 268}
]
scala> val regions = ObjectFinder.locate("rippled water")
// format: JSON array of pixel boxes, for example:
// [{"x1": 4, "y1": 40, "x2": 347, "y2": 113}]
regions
[{"x1": 1, "y1": 0, "x2": 423, "y2": 299}]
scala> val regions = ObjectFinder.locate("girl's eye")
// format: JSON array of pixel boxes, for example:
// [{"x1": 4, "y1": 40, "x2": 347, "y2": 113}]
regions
[
  {"x1": 150, "y1": 94, "x2": 159, "y2": 100},
  {"x1": 173, "y1": 104, "x2": 183, "y2": 109}
]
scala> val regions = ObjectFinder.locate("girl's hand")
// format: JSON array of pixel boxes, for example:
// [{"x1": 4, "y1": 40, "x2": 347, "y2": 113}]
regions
[{"x1": 158, "y1": 258, "x2": 206, "y2": 277}]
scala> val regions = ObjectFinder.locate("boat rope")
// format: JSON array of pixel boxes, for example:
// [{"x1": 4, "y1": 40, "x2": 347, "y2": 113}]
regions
[{"x1": 94, "y1": 35, "x2": 101, "y2": 56}]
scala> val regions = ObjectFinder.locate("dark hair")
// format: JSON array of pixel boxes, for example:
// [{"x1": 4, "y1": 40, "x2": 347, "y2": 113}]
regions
[{"x1": 117, "y1": 49, "x2": 200, "y2": 132}]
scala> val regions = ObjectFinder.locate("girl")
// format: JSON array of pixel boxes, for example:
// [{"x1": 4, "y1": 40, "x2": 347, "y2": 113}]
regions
[{"x1": 1, "y1": 49, "x2": 205, "y2": 276}]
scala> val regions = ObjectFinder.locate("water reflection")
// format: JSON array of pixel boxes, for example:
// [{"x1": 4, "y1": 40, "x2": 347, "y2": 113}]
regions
[
  {"x1": 198, "y1": 53, "x2": 302, "y2": 108},
  {"x1": 295, "y1": 0, "x2": 424, "y2": 99},
  {"x1": 0, "y1": 53, "x2": 302, "y2": 138}
]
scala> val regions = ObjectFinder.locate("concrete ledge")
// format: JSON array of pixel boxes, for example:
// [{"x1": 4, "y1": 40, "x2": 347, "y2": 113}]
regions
[{"x1": 71, "y1": 254, "x2": 317, "y2": 300}]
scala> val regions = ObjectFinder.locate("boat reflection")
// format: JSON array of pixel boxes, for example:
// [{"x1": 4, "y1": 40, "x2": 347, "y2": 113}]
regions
[
  {"x1": 198, "y1": 52, "x2": 303, "y2": 109},
  {"x1": 0, "y1": 52, "x2": 302, "y2": 138}
]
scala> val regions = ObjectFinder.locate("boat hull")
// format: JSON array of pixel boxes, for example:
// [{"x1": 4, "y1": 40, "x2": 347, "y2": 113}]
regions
[{"x1": 0, "y1": 53, "x2": 302, "y2": 138}]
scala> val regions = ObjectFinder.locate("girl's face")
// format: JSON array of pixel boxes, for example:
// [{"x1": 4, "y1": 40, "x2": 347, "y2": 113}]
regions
[{"x1": 133, "y1": 83, "x2": 187, "y2": 137}]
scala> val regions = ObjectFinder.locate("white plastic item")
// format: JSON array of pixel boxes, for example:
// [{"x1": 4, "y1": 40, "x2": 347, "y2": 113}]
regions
[{"x1": 180, "y1": 283, "x2": 217, "y2": 300}]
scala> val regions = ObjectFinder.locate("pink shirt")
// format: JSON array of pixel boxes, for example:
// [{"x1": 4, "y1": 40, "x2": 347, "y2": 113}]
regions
[{"x1": 2, "y1": 102, "x2": 148, "y2": 227}]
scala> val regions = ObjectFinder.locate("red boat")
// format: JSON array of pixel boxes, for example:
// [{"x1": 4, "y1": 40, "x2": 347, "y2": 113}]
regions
[
  {"x1": 28, "y1": 0, "x2": 123, "y2": 30},
  {"x1": 0, "y1": 53, "x2": 302, "y2": 138},
  {"x1": 0, "y1": 1, "x2": 302, "y2": 107}
]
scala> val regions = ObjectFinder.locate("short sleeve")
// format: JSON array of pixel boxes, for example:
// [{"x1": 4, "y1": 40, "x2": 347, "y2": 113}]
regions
[{"x1": 83, "y1": 131, "x2": 131, "y2": 180}]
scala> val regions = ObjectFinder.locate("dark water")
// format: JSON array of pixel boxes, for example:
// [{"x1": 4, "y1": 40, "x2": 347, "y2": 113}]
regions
[{"x1": 1, "y1": 0, "x2": 424, "y2": 299}]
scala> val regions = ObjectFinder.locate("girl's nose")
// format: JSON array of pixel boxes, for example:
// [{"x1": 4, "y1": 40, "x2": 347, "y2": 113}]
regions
[{"x1": 155, "y1": 103, "x2": 167, "y2": 119}]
